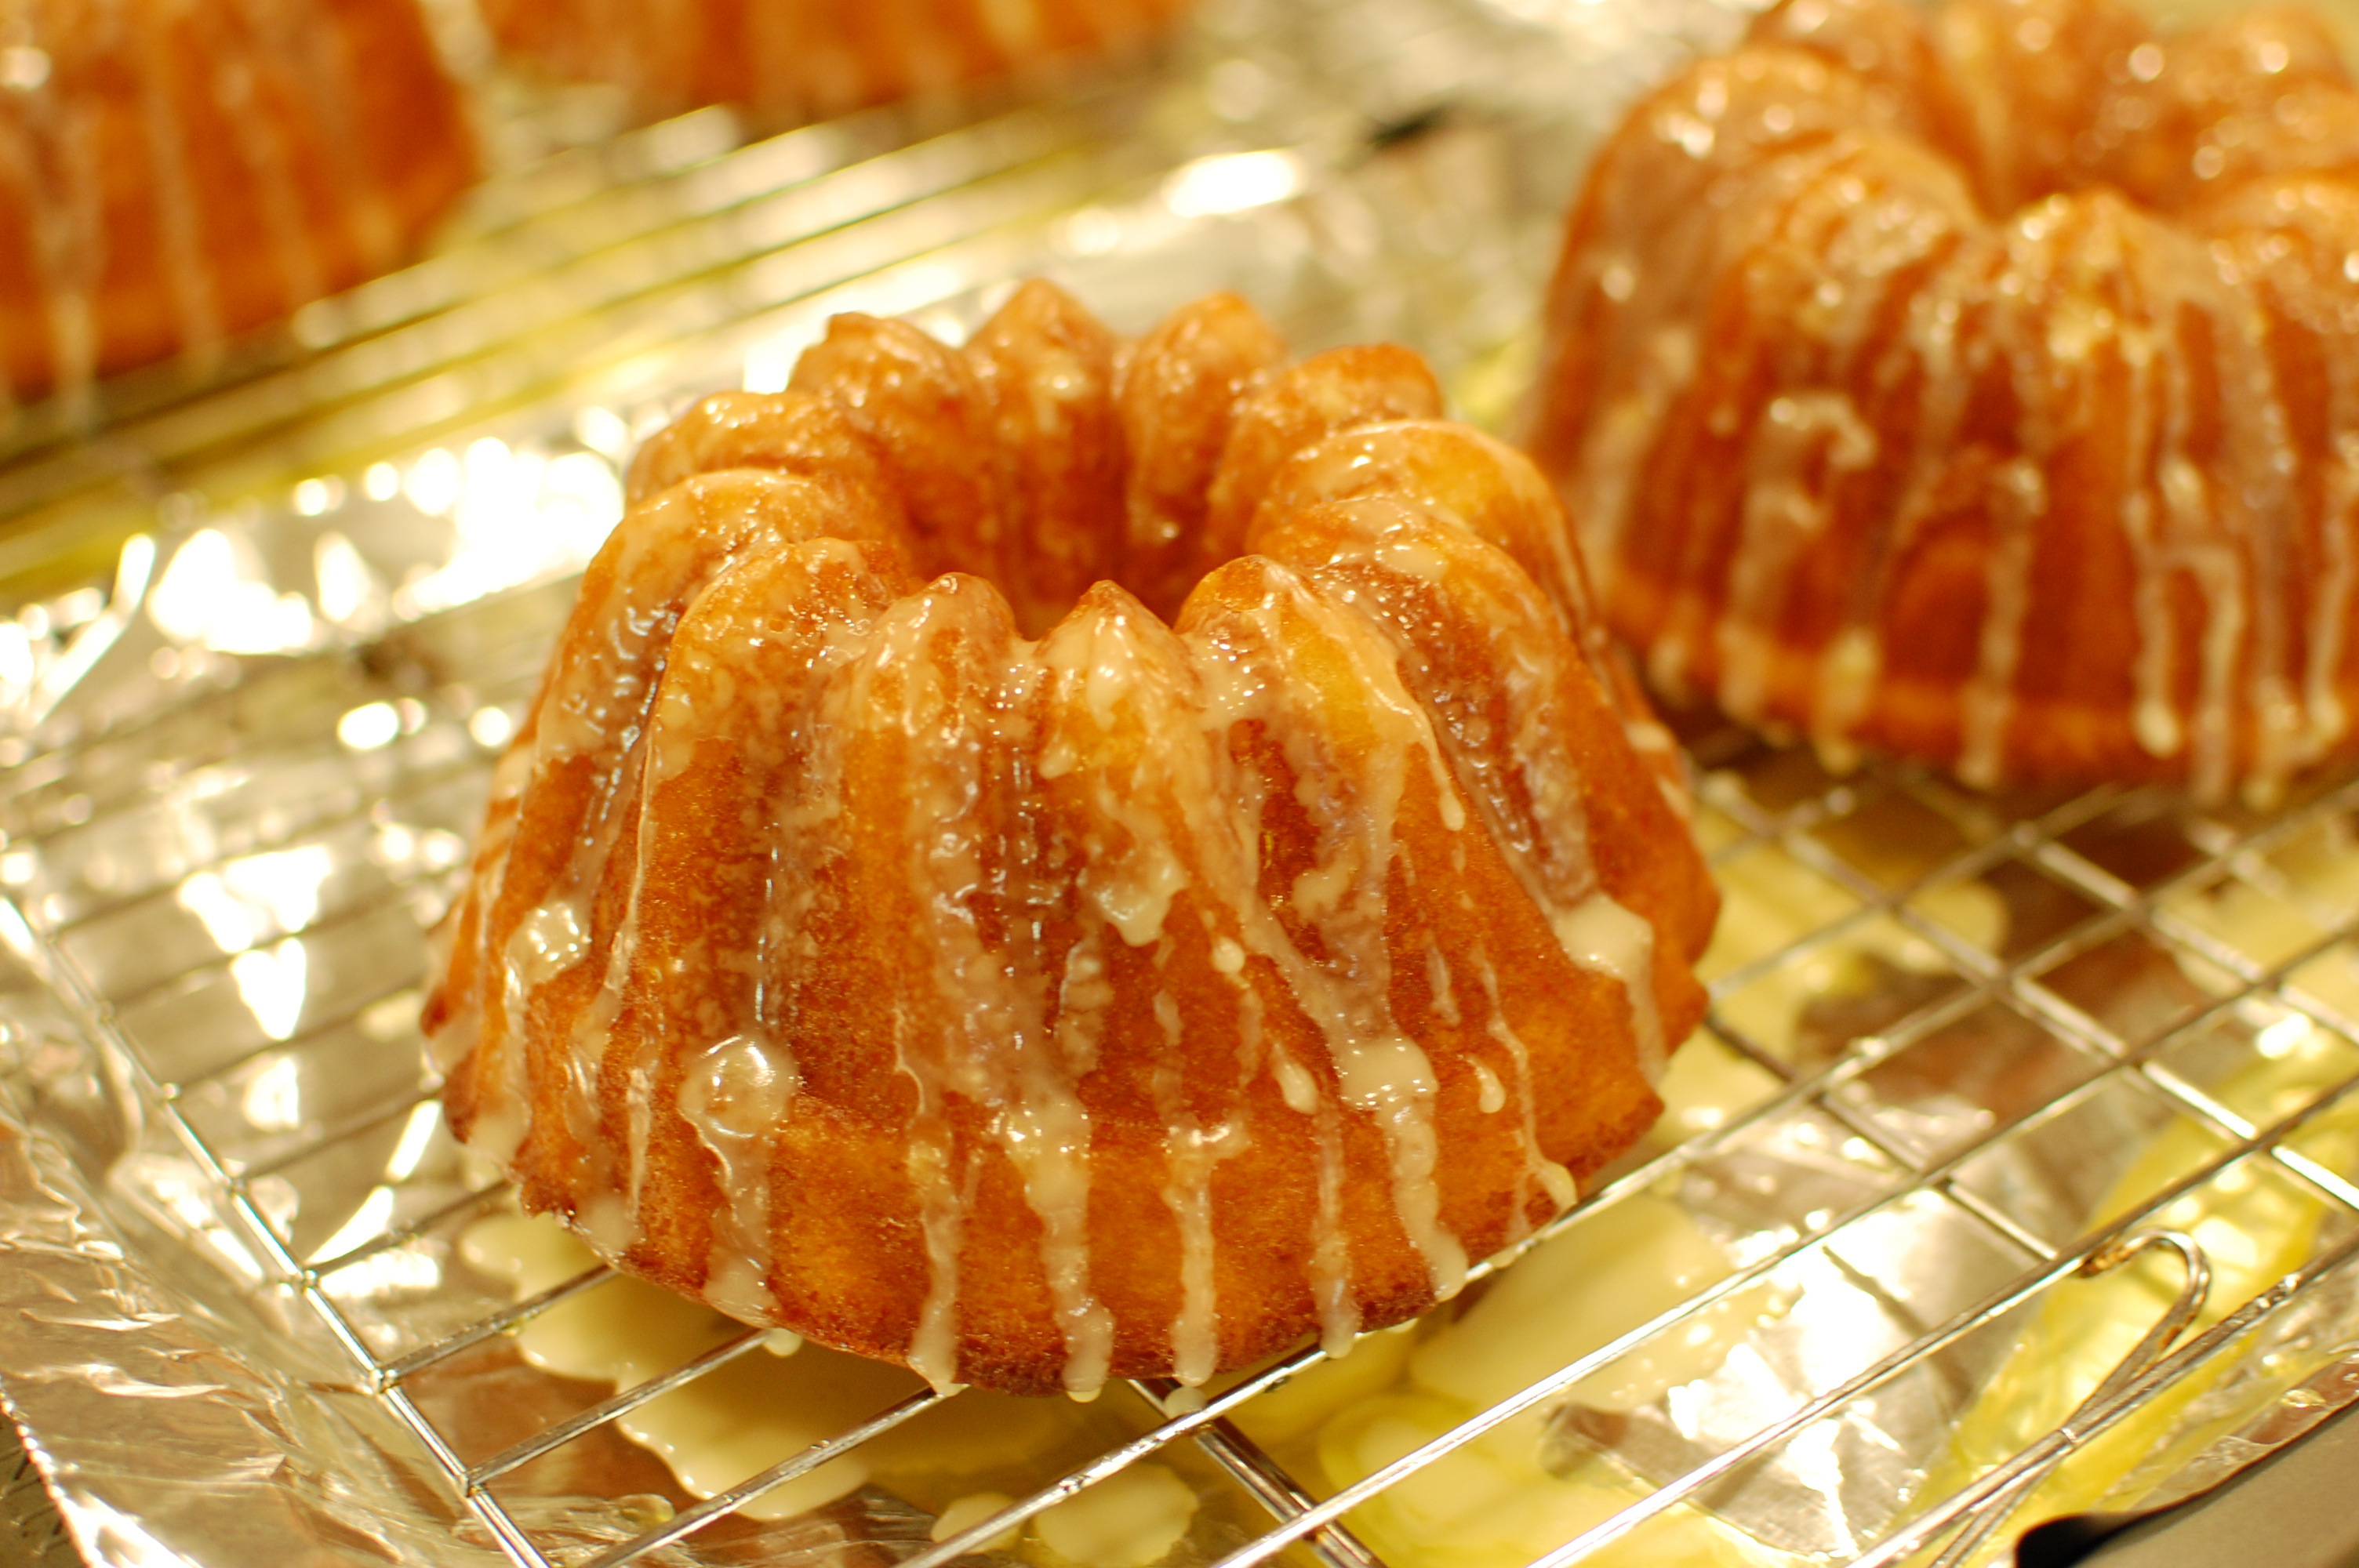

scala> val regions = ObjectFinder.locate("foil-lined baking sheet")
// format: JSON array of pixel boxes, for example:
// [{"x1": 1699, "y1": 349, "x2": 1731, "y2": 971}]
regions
[{"x1": 9, "y1": 0, "x2": 2359, "y2": 1565}]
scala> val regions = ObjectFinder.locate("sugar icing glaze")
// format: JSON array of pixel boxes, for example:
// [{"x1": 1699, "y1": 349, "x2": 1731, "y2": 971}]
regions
[
  {"x1": 425, "y1": 281, "x2": 1719, "y2": 1397},
  {"x1": 1530, "y1": 0, "x2": 2359, "y2": 803},
  {"x1": 0, "y1": 0, "x2": 474, "y2": 406}
]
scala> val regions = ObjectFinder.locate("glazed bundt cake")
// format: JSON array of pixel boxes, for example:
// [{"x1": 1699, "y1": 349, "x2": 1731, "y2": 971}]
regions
[
  {"x1": 424, "y1": 281, "x2": 1718, "y2": 1397},
  {"x1": 0, "y1": 0, "x2": 474, "y2": 405},
  {"x1": 1529, "y1": 0, "x2": 2359, "y2": 802},
  {"x1": 479, "y1": 0, "x2": 1191, "y2": 122}
]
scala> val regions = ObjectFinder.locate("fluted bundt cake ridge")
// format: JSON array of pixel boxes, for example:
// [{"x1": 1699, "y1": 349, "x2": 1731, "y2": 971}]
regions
[
  {"x1": 426, "y1": 281, "x2": 1717, "y2": 1396},
  {"x1": 0, "y1": 0, "x2": 473, "y2": 404},
  {"x1": 1531, "y1": 0, "x2": 2359, "y2": 802}
]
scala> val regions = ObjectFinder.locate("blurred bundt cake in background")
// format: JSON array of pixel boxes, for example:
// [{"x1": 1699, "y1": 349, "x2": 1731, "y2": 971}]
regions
[
  {"x1": 478, "y1": 0, "x2": 1195, "y2": 122},
  {"x1": 0, "y1": 0, "x2": 475, "y2": 405},
  {"x1": 1529, "y1": 0, "x2": 2359, "y2": 803}
]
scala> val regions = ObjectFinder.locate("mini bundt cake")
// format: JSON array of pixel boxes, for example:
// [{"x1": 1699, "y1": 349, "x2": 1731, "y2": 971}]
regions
[
  {"x1": 424, "y1": 281, "x2": 1718, "y2": 1397},
  {"x1": 1528, "y1": 0, "x2": 2359, "y2": 802},
  {"x1": 478, "y1": 0, "x2": 1191, "y2": 123},
  {"x1": 0, "y1": 0, "x2": 474, "y2": 405}
]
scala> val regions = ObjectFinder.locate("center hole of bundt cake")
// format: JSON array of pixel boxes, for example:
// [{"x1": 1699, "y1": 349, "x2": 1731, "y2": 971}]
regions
[
  {"x1": 627, "y1": 286, "x2": 1448, "y2": 637},
  {"x1": 821, "y1": 287, "x2": 1446, "y2": 637},
  {"x1": 962, "y1": 329, "x2": 1448, "y2": 639},
  {"x1": 903, "y1": 473, "x2": 1232, "y2": 641}
]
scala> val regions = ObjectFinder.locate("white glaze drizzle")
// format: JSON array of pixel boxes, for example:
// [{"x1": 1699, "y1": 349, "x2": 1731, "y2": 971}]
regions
[
  {"x1": 2142, "y1": 264, "x2": 2208, "y2": 774},
  {"x1": 2310, "y1": 437, "x2": 2359, "y2": 758},
  {"x1": 1718, "y1": 390, "x2": 1877, "y2": 725},
  {"x1": 1467, "y1": 943, "x2": 1576, "y2": 1240},
  {"x1": 904, "y1": 1076, "x2": 971, "y2": 1394},
  {"x1": 1808, "y1": 190, "x2": 1989, "y2": 766},
  {"x1": 1425, "y1": 942, "x2": 1459, "y2": 1027},
  {"x1": 2197, "y1": 277, "x2": 2290, "y2": 803},
  {"x1": 678, "y1": 1034, "x2": 798, "y2": 1320},
  {"x1": 1952, "y1": 204, "x2": 2066, "y2": 789},
  {"x1": 2228, "y1": 323, "x2": 2302, "y2": 800},
  {"x1": 1544, "y1": 15, "x2": 2357, "y2": 801},
  {"x1": 1579, "y1": 325, "x2": 1700, "y2": 617},
  {"x1": 464, "y1": 489, "x2": 819, "y2": 1270},
  {"x1": 1038, "y1": 594, "x2": 1250, "y2": 1388},
  {"x1": 507, "y1": 897, "x2": 591, "y2": 990},
  {"x1": 442, "y1": 287, "x2": 1695, "y2": 1399},
  {"x1": 1030, "y1": 573, "x2": 1419, "y2": 1369},
  {"x1": 1148, "y1": 974, "x2": 1231, "y2": 1387},
  {"x1": 570, "y1": 968, "x2": 629, "y2": 1225},
  {"x1": 1270, "y1": 1051, "x2": 1321, "y2": 1116},
  {"x1": 1187, "y1": 564, "x2": 1470, "y2": 1311},
  {"x1": 847, "y1": 583, "x2": 1116, "y2": 1396},
  {"x1": 1272, "y1": 497, "x2": 1668, "y2": 1087},
  {"x1": 1691, "y1": 140, "x2": 1928, "y2": 729},
  {"x1": 1552, "y1": 894, "x2": 1665, "y2": 1083},
  {"x1": 2123, "y1": 365, "x2": 2181, "y2": 762},
  {"x1": 646, "y1": 541, "x2": 894, "y2": 1322},
  {"x1": 1270, "y1": 422, "x2": 1604, "y2": 652},
  {"x1": 1956, "y1": 456, "x2": 2044, "y2": 789},
  {"x1": 827, "y1": 588, "x2": 1009, "y2": 1392}
]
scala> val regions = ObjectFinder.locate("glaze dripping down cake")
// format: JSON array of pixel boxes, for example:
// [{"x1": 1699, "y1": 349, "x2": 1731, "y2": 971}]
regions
[
  {"x1": 424, "y1": 281, "x2": 1719, "y2": 1397},
  {"x1": 1529, "y1": 0, "x2": 2359, "y2": 801},
  {"x1": 0, "y1": 0, "x2": 475, "y2": 406},
  {"x1": 479, "y1": 0, "x2": 1193, "y2": 123}
]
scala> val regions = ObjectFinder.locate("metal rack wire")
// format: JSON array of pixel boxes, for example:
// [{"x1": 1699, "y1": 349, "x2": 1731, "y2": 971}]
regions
[
  {"x1": 0, "y1": 0, "x2": 1617, "y2": 587},
  {"x1": 7, "y1": 1, "x2": 2359, "y2": 1564},
  {"x1": 0, "y1": 80, "x2": 1162, "y2": 593},
  {"x1": 16, "y1": 593, "x2": 2359, "y2": 1568}
]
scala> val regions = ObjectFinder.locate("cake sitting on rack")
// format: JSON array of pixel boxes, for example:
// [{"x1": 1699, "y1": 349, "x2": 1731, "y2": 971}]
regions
[
  {"x1": 0, "y1": 0, "x2": 474, "y2": 406},
  {"x1": 423, "y1": 281, "x2": 1719, "y2": 1398},
  {"x1": 1528, "y1": 0, "x2": 2359, "y2": 803},
  {"x1": 479, "y1": 0, "x2": 1193, "y2": 122}
]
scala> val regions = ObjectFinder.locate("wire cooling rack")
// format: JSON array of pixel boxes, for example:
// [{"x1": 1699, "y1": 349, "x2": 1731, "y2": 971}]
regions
[
  {"x1": 8, "y1": 1, "x2": 2359, "y2": 1565},
  {"x1": 15, "y1": 561, "x2": 2359, "y2": 1568},
  {"x1": 0, "y1": 0, "x2": 1658, "y2": 595}
]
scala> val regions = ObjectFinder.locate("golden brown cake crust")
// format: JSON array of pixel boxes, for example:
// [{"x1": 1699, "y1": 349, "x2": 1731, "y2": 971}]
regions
[
  {"x1": 0, "y1": 0, "x2": 474, "y2": 402},
  {"x1": 479, "y1": 0, "x2": 1194, "y2": 122},
  {"x1": 1531, "y1": 0, "x2": 2359, "y2": 802},
  {"x1": 427, "y1": 282, "x2": 1717, "y2": 1396}
]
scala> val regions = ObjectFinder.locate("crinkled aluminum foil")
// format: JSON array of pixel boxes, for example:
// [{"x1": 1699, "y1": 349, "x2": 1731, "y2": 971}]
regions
[{"x1": 7, "y1": 1, "x2": 2359, "y2": 1565}]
